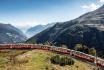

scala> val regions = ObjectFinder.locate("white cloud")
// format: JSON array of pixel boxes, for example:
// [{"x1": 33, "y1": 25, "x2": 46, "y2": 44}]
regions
[
  {"x1": 99, "y1": 0, "x2": 104, "y2": 3},
  {"x1": 12, "y1": 20, "x2": 39, "y2": 32},
  {"x1": 82, "y1": 3, "x2": 100, "y2": 11}
]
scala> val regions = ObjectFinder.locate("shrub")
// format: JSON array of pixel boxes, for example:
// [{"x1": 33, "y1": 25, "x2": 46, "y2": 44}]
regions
[
  {"x1": 89, "y1": 48, "x2": 96, "y2": 56},
  {"x1": 50, "y1": 55, "x2": 60, "y2": 64},
  {"x1": 74, "y1": 44, "x2": 97, "y2": 56},
  {"x1": 50, "y1": 55, "x2": 74, "y2": 66}
]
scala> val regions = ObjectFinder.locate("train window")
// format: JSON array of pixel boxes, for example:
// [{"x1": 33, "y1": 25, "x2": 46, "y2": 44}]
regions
[
  {"x1": 12, "y1": 45, "x2": 15, "y2": 48},
  {"x1": 101, "y1": 61, "x2": 104, "y2": 65},
  {"x1": 57, "y1": 48, "x2": 60, "y2": 51},
  {"x1": 97, "y1": 59, "x2": 101, "y2": 64},
  {"x1": 28, "y1": 45, "x2": 32, "y2": 48},
  {"x1": 24, "y1": 45, "x2": 26, "y2": 48}
]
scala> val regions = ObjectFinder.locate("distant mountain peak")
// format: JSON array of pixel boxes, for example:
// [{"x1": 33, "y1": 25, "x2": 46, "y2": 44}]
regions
[
  {"x1": 0, "y1": 23, "x2": 26, "y2": 44},
  {"x1": 26, "y1": 23, "x2": 56, "y2": 38}
]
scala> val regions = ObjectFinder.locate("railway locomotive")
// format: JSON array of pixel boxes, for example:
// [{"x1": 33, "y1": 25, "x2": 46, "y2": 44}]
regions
[{"x1": 0, "y1": 44, "x2": 104, "y2": 68}]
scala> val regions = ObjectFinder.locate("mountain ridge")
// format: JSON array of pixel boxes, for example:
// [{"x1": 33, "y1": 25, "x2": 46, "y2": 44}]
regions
[
  {"x1": 0, "y1": 23, "x2": 26, "y2": 44},
  {"x1": 27, "y1": 5, "x2": 104, "y2": 57}
]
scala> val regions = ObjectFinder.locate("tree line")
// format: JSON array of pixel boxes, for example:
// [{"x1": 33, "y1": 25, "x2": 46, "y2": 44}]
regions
[{"x1": 74, "y1": 44, "x2": 96, "y2": 56}]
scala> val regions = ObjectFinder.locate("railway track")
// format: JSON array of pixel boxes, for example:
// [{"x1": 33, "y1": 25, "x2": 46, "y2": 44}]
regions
[{"x1": 0, "y1": 44, "x2": 104, "y2": 68}]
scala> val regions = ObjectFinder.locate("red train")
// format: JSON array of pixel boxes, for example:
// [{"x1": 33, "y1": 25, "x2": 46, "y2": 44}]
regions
[{"x1": 0, "y1": 44, "x2": 104, "y2": 68}]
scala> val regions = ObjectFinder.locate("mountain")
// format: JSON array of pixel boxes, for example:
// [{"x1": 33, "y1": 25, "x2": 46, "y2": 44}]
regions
[
  {"x1": 0, "y1": 23, "x2": 26, "y2": 44},
  {"x1": 27, "y1": 5, "x2": 104, "y2": 57},
  {"x1": 26, "y1": 23, "x2": 56, "y2": 37}
]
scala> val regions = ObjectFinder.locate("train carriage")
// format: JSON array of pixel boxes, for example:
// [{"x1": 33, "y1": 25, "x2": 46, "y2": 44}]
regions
[
  {"x1": 0, "y1": 44, "x2": 10, "y2": 49},
  {"x1": 40, "y1": 45, "x2": 51, "y2": 50},
  {"x1": 96, "y1": 58, "x2": 104, "y2": 67},
  {"x1": 0, "y1": 44, "x2": 104, "y2": 68},
  {"x1": 71, "y1": 50, "x2": 95, "y2": 62}
]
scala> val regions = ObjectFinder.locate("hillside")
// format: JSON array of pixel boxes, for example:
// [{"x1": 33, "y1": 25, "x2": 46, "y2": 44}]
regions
[
  {"x1": 0, "y1": 49, "x2": 101, "y2": 70},
  {"x1": 0, "y1": 23, "x2": 26, "y2": 44},
  {"x1": 27, "y1": 5, "x2": 104, "y2": 57},
  {"x1": 26, "y1": 23, "x2": 56, "y2": 37}
]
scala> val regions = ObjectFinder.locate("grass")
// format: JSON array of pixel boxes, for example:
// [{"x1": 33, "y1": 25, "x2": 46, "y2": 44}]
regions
[
  {"x1": 0, "y1": 49, "x2": 28, "y2": 70},
  {"x1": 0, "y1": 49, "x2": 101, "y2": 70}
]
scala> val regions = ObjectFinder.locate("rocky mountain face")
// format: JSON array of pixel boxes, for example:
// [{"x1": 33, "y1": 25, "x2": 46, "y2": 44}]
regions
[
  {"x1": 27, "y1": 5, "x2": 104, "y2": 57},
  {"x1": 0, "y1": 23, "x2": 26, "y2": 44},
  {"x1": 26, "y1": 23, "x2": 56, "y2": 37}
]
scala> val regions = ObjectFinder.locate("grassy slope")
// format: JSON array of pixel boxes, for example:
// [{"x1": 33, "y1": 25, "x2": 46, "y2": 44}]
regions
[{"x1": 0, "y1": 49, "x2": 100, "y2": 70}]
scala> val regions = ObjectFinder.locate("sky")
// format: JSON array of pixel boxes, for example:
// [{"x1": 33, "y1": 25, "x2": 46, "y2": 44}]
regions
[{"x1": 0, "y1": 0, "x2": 104, "y2": 32}]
